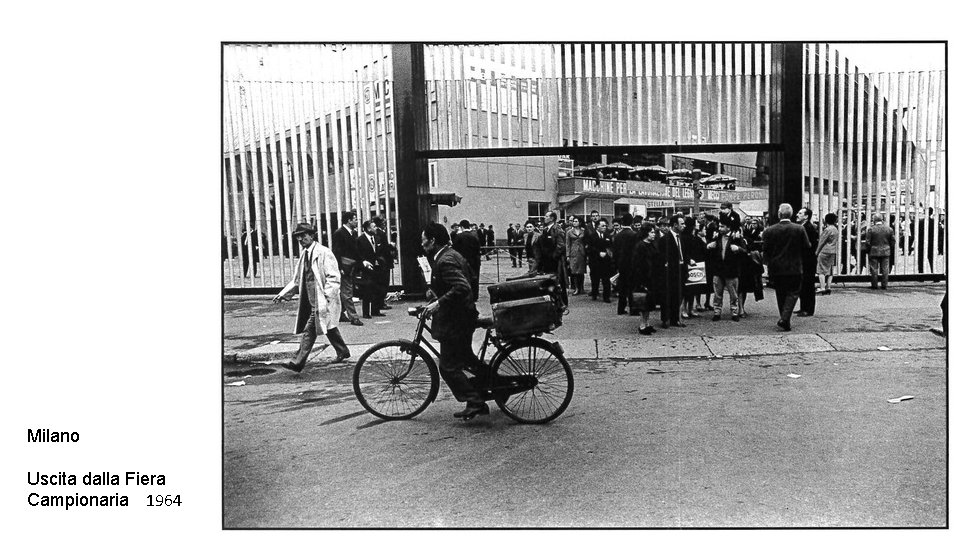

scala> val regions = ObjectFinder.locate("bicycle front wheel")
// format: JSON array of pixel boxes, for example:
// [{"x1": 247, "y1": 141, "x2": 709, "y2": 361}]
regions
[
  {"x1": 491, "y1": 339, "x2": 574, "y2": 424},
  {"x1": 353, "y1": 340, "x2": 439, "y2": 420}
]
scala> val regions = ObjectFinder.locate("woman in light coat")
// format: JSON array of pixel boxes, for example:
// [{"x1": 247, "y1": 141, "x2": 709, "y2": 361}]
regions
[
  {"x1": 815, "y1": 212, "x2": 840, "y2": 295},
  {"x1": 565, "y1": 216, "x2": 587, "y2": 295}
]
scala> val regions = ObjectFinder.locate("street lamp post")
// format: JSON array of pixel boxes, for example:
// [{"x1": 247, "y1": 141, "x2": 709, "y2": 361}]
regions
[{"x1": 692, "y1": 169, "x2": 702, "y2": 214}]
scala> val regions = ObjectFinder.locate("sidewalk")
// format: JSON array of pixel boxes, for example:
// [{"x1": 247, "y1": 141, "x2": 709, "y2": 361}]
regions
[{"x1": 224, "y1": 282, "x2": 946, "y2": 364}]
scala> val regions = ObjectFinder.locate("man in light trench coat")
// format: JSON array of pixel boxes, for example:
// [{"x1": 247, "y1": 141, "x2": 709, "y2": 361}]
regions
[{"x1": 272, "y1": 222, "x2": 351, "y2": 372}]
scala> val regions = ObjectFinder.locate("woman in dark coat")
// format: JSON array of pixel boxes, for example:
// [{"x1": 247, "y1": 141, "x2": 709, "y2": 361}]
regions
[
  {"x1": 632, "y1": 223, "x2": 661, "y2": 335},
  {"x1": 680, "y1": 216, "x2": 709, "y2": 318},
  {"x1": 736, "y1": 223, "x2": 765, "y2": 317}
]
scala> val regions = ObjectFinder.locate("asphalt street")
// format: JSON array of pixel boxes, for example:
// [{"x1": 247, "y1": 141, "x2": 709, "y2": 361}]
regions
[{"x1": 223, "y1": 347, "x2": 945, "y2": 527}]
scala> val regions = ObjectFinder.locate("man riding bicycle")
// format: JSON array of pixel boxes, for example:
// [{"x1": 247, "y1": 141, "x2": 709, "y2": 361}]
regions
[{"x1": 421, "y1": 222, "x2": 490, "y2": 420}]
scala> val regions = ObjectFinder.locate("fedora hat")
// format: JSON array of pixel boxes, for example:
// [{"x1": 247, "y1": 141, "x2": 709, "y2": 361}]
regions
[{"x1": 291, "y1": 222, "x2": 317, "y2": 237}]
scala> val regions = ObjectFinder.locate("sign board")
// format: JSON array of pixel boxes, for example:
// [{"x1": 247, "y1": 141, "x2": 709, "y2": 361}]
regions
[{"x1": 417, "y1": 256, "x2": 432, "y2": 284}]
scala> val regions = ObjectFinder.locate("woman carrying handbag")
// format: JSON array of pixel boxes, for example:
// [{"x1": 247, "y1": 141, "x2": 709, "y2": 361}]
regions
[{"x1": 632, "y1": 223, "x2": 661, "y2": 335}]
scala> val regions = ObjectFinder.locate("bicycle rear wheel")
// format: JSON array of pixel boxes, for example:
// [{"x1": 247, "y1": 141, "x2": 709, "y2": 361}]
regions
[
  {"x1": 353, "y1": 340, "x2": 439, "y2": 420},
  {"x1": 491, "y1": 339, "x2": 574, "y2": 424}
]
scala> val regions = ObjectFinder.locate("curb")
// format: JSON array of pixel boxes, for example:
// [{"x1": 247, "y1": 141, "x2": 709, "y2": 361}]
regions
[{"x1": 224, "y1": 330, "x2": 945, "y2": 366}]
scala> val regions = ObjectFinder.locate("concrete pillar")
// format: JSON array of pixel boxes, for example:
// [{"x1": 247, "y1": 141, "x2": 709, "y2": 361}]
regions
[
  {"x1": 391, "y1": 44, "x2": 430, "y2": 295},
  {"x1": 768, "y1": 43, "x2": 804, "y2": 223}
]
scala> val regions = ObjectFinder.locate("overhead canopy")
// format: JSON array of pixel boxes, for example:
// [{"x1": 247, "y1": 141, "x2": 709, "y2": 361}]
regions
[{"x1": 558, "y1": 194, "x2": 587, "y2": 205}]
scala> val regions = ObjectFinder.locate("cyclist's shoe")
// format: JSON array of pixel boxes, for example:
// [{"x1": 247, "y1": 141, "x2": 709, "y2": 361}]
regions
[{"x1": 454, "y1": 402, "x2": 489, "y2": 420}]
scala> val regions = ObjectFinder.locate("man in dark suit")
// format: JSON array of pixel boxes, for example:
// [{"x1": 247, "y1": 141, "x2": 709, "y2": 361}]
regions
[
  {"x1": 331, "y1": 211, "x2": 363, "y2": 326},
  {"x1": 506, "y1": 223, "x2": 518, "y2": 267},
  {"x1": 762, "y1": 203, "x2": 811, "y2": 331},
  {"x1": 583, "y1": 210, "x2": 602, "y2": 299},
  {"x1": 422, "y1": 222, "x2": 488, "y2": 420},
  {"x1": 536, "y1": 211, "x2": 567, "y2": 305},
  {"x1": 451, "y1": 219, "x2": 481, "y2": 301},
  {"x1": 510, "y1": 223, "x2": 525, "y2": 267},
  {"x1": 356, "y1": 219, "x2": 383, "y2": 319},
  {"x1": 372, "y1": 215, "x2": 395, "y2": 312},
  {"x1": 917, "y1": 208, "x2": 936, "y2": 274},
  {"x1": 796, "y1": 207, "x2": 819, "y2": 316},
  {"x1": 657, "y1": 213, "x2": 689, "y2": 328},
  {"x1": 865, "y1": 214, "x2": 896, "y2": 290},
  {"x1": 612, "y1": 214, "x2": 638, "y2": 315},
  {"x1": 485, "y1": 225, "x2": 495, "y2": 261}
]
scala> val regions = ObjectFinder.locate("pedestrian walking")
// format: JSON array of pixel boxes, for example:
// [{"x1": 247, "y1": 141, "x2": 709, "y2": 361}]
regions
[
  {"x1": 331, "y1": 211, "x2": 364, "y2": 326},
  {"x1": 796, "y1": 207, "x2": 819, "y2": 316},
  {"x1": 762, "y1": 203, "x2": 810, "y2": 331},
  {"x1": 272, "y1": 222, "x2": 351, "y2": 372},
  {"x1": 421, "y1": 222, "x2": 489, "y2": 420},
  {"x1": 565, "y1": 217, "x2": 587, "y2": 295},
  {"x1": 865, "y1": 214, "x2": 896, "y2": 290},
  {"x1": 816, "y1": 212, "x2": 840, "y2": 295}
]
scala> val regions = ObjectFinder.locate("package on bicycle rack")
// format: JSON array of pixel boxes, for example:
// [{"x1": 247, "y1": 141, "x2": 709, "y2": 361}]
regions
[{"x1": 487, "y1": 274, "x2": 564, "y2": 338}]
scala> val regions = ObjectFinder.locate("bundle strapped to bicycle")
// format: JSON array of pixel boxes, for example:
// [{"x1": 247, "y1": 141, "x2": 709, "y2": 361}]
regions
[{"x1": 487, "y1": 274, "x2": 565, "y2": 341}]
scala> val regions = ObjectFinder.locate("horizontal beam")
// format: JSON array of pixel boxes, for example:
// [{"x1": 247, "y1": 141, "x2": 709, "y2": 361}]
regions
[{"x1": 417, "y1": 143, "x2": 783, "y2": 160}]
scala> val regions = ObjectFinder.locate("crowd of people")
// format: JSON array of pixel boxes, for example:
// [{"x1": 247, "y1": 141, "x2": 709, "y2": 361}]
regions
[
  {"x1": 493, "y1": 201, "x2": 912, "y2": 334},
  {"x1": 329, "y1": 211, "x2": 398, "y2": 325}
]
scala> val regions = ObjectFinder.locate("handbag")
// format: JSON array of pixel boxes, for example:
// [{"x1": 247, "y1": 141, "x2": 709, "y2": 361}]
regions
[{"x1": 630, "y1": 287, "x2": 649, "y2": 312}]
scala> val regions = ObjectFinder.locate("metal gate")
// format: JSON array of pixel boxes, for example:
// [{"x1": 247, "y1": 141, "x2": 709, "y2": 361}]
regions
[
  {"x1": 801, "y1": 44, "x2": 945, "y2": 277},
  {"x1": 222, "y1": 44, "x2": 400, "y2": 288}
]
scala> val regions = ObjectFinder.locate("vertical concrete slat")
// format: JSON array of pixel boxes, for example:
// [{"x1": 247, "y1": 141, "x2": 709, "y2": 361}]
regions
[
  {"x1": 251, "y1": 46, "x2": 277, "y2": 286},
  {"x1": 226, "y1": 67, "x2": 251, "y2": 287},
  {"x1": 222, "y1": 157, "x2": 236, "y2": 288},
  {"x1": 817, "y1": 45, "x2": 826, "y2": 220},
  {"x1": 892, "y1": 71, "x2": 904, "y2": 275},
  {"x1": 268, "y1": 54, "x2": 295, "y2": 278}
]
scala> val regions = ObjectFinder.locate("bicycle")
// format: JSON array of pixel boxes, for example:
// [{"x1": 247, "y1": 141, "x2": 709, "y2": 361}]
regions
[{"x1": 352, "y1": 306, "x2": 574, "y2": 424}]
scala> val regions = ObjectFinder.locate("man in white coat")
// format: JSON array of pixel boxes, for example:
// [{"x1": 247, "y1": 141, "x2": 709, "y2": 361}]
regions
[{"x1": 272, "y1": 222, "x2": 351, "y2": 372}]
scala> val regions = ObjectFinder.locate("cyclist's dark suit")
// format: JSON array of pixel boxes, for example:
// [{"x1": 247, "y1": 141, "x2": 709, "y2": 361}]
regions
[{"x1": 429, "y1": 245, "x2": 485, "y2": 404}]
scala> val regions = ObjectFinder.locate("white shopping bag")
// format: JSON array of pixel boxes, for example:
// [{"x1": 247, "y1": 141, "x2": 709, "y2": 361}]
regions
[{"x1": 686, "y1": 261, "x2": 706, "y2": 286}]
